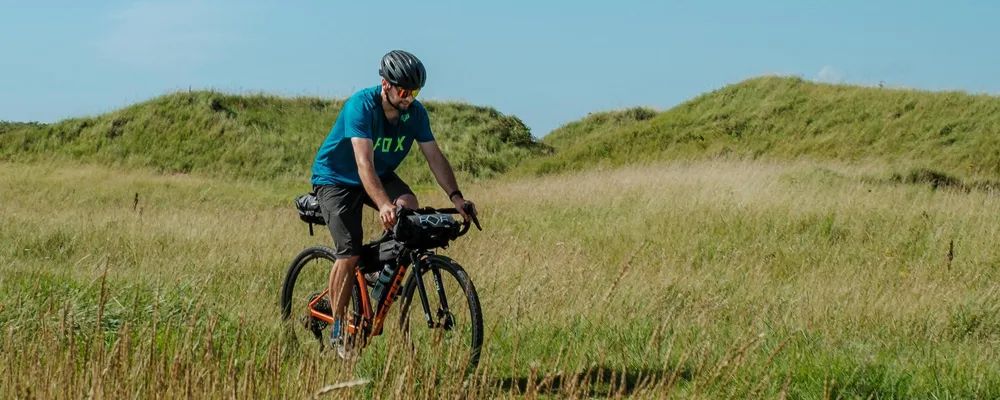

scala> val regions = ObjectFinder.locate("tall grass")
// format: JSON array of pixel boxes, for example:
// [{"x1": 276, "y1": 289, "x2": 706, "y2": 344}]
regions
[{"x1": 2, "y1": 159, "x2": 998, "y2": 398}]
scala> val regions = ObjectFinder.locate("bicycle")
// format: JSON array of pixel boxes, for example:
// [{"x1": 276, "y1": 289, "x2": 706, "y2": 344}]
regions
[{"x1": 281, "y1": 192, "x2": 485, "y2": 371}]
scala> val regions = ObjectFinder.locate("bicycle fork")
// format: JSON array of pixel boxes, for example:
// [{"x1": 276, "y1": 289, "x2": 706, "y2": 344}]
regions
[{"x1": 413, "y1": 259, "x2": 455, "y2": 331}]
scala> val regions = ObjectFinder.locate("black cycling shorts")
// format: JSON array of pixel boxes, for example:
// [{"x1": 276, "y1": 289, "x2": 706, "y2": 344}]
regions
[{"x1": 314, "y1": 172, "x2": 415, "y2": 259}]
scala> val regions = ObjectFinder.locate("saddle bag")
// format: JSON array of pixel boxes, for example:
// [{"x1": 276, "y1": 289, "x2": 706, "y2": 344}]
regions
[{"x1": 294, "y1": 192, "x2": 326, "y2": 235}]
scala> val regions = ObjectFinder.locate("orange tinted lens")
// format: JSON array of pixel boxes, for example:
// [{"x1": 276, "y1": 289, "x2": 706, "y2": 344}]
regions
[{"x1": 399, "y1": 88, "x2": 420, "y2": 98}]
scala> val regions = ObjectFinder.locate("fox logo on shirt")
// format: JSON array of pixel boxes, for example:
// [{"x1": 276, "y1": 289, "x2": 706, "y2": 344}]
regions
[{"x1": 374, "y1": 136, "x2": 407, "y2": 153}]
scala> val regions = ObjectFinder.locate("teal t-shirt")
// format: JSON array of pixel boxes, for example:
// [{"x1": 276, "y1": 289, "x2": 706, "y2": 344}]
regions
[{"x1": 311, "y1": 85, "x2": 435, "y2": 186}]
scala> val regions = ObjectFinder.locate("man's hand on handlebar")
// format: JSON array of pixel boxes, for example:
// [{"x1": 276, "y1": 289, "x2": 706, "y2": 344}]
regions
[
  {"x1": 451, "y1": 195, "x2": 472, "y2": 217},
  {"x1": 452, "y1": 196, "x2": 481, "y2": 231},
  {"x1": 465, "y1": 201, "x2": 481, "y2": 231},
  {"x1": 379, "y1": 202, "x2": 397, "y2": 231},
  {"x1": 381, "y1": 198, "x2": 481, "y2": 236}
]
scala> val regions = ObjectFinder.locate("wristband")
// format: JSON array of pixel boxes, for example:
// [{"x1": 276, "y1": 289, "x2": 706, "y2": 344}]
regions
[{"x1": 448, "y1": 190, "x2": 463, "y2": 201}]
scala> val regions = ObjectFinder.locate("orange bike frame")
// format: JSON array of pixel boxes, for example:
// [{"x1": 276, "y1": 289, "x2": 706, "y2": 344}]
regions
[{"x1": 306, "y1": 261, "x2": 412, "y2": 346}]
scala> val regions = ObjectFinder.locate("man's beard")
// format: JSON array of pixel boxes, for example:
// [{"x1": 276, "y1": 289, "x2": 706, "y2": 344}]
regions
[{"x1": 388, "y1": 95, "x2": 408, "y2": 111}]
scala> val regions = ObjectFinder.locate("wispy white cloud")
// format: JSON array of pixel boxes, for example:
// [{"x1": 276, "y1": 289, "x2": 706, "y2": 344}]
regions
[
  {"x1": 91, "y1": 1, "x2": 243, "y2": 70},
  {"x1": 815, "y1": 66, "x2": 846, "y2": 83}
]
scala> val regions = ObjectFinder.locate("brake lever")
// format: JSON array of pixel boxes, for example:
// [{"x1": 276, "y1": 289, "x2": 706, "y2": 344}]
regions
[{"x1": 462, "y1": 201, "x2": 482, "y2": 231}]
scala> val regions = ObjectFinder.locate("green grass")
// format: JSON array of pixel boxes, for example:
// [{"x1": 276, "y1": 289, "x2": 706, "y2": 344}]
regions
[
  {"x1": 0, "y1": 90, "x2": 552, "y2": 186},
  {"x1": 2, "y1": 160, "x2": 997, "y2": 398},
  {"x1": 515, "y1": 75, "x2": 1000, "y2": 182}
]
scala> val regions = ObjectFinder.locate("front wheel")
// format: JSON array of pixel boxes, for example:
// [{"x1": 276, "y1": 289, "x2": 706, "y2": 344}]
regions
[{"x1": 397, "y1": 255, "x2": 484, "y2": 373}]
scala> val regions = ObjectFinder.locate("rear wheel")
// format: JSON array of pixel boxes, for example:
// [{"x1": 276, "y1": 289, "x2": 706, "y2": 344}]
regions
[
  {"x1": 280, "y1": 246, "x2": 364, "y2": 350},
  {"x1": 398, "y1": 254, "x2": 484, "y2": 373}
]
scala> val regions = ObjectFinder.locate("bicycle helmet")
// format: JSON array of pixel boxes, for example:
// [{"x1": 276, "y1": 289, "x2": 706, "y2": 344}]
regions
[{"x1": 379, "y1": 50, "x2": 426, "y2": 90}]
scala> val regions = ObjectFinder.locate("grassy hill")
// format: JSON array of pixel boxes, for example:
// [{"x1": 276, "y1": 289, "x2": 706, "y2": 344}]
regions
[
  {"x1": 517, "y1": 76, "x2": 1000, "y2": 183},
  {"x1": 0, "y1": 90, "x2": 552, "y2": 185},
  {"x1": 539, "y1": 106, "x2": 659, "y2": 152},
  {"x1": 7, "y1": 76, "x2": 1000, "y2": 189},
  {"x1": 0, "y1": 121, "x2": 45, "y2": 135}
]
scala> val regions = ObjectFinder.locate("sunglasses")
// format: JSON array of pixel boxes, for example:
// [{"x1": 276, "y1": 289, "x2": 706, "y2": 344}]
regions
[{"x1": 397, "y1": 87, "x2": 420, "y2": 99}]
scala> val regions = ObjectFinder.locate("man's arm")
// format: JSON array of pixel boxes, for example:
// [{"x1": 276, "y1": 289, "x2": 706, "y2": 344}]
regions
[
  {"x1": 418, "y1": 140, "x2": 461, "y2": 200},
  {"x1": 413, "y1": 108, "x2": 475, "y2": 220},
  {"x1": 352, "y1": 137, "x2": 391, "y2": 207}
]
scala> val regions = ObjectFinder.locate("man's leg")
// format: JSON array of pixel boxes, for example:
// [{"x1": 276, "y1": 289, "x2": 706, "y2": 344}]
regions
[
  {"x1": 381, "y1": 172, "x2": 419, "y2": 209},
  {"x1": 314, "y1": 184, "x2": 366, "y2": 355},
  {"x1": 394, "y1": 193, "x2": 418, "y2": 209},
  {"x1": 329, "y1": 257, "x2": 358, "y2": 320}
]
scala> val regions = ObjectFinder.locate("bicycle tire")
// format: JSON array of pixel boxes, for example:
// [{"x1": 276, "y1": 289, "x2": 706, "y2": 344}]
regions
[
  {"x1": 280, "y1": 245, "x2": 363, "y2": 344},
  {"x1": 397, "y1": 254, "x2": 484, "y2": 372}
]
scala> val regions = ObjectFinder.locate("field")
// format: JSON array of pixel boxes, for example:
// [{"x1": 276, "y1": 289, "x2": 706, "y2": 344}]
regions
[{"x1": 2, "y1": 158, "x2": 998, "y2": 398}]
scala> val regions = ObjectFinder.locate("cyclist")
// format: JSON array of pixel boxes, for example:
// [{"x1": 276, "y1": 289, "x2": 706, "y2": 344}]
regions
[{"x1": 310, "y1": 49, "x2": 476, "y2": 359}]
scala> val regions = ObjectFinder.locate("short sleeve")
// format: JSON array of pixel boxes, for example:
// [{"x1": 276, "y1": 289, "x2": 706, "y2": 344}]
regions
[
  {"x1": 343, "y1": 97, "x2": 372, "y2": 140},
  {"x1": 414, "y1": 105, "x2": 435, "y2": 143}
]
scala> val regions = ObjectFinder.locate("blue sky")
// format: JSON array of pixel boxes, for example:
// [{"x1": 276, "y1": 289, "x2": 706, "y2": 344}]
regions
[{"x1": 2, "y1": 0, "x2": 998, "y2": 137}]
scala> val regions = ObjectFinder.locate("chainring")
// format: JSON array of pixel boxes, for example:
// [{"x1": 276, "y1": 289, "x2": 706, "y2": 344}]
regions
[{"x1": 302, "y1": 291, "x2": 333, "y2": 340}]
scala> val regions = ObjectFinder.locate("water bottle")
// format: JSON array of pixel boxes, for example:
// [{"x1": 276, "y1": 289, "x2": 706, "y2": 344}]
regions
[{"x1": 370, "y1": 262, "x2": 398, "y2": 310}]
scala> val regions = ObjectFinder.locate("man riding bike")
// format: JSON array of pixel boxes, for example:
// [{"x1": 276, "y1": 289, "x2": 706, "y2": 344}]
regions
[{"x1": 310, "y1": 49, "x2": 476, "y2": 359}]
